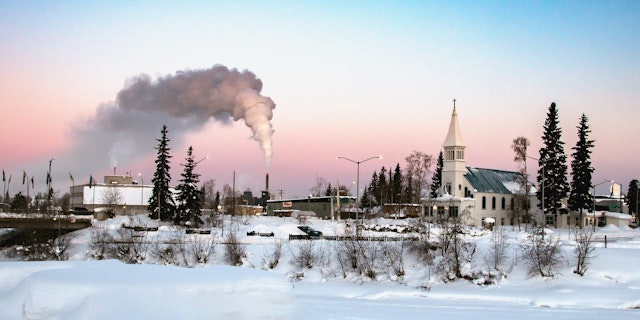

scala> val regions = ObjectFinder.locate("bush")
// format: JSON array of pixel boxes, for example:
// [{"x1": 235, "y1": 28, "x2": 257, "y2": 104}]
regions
[
  {"x1": 521, "y1": 231, "x2": 564, "y2": 277},
  {"x1": 224, "y1": 232, "x2": 245, "y2": 266}
]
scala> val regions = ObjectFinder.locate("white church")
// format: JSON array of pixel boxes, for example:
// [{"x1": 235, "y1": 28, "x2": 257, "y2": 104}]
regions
[{"x1": 427, "y1": 102, "x2": 540, "y2": 228}]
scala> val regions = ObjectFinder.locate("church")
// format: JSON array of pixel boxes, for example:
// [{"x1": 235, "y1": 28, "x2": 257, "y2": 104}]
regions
[{"x1": 427, "y1": 102, "x2": 538, "y2": 228}]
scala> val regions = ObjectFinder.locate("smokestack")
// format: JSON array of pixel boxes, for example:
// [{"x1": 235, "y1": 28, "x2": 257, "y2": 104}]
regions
[
  {"x1": 265, "y1": 173, "x2": 269, "y2": 192},
  {"x1": 113, "y1": 167, "x2": 116, "y2": 175}
]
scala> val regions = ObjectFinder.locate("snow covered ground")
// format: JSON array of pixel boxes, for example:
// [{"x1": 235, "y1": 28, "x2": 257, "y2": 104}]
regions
[{"x1": 1, "y1": 215, "x2": 640, "y2": 319}]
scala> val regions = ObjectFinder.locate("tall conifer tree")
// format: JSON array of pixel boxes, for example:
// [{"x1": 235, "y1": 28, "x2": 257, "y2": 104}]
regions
[
  {"x1": 175, "y1": 146, "x2": 203, "y2": 227},
  {"x1": 568, "y1": 114, "x2": 595, "y2": 227},
  {"x1": 537, "y1": 103, "x2": 570, "y2": 224},
  {"x1": 430, "y1": 151, "x2": 444, "y2": 199},
  {"x1": 148, "y1": 125, "x2": 176, "y2": 221}
]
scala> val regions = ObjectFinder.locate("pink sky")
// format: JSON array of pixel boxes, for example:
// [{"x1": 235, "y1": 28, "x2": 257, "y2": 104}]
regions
[{"x1": 1, "y1": 2, "x2": 638, "y2": 198}]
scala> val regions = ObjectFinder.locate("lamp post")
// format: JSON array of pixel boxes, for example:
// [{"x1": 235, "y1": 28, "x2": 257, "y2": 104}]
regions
[
  {"x1": 337, "y1": 155, "x2": 381, "y2": 230},
  {"x1": 138, "y1": 173, "x2": 144, "y2": 213}
]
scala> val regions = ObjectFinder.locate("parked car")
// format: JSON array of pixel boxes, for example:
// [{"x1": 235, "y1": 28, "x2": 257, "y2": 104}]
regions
[
  {"x1": 297, "y1": 225, "x2": 323, "y2": 237},
  {"x1": 69, "y1": 207, "x2": 92, "y2": 215}
]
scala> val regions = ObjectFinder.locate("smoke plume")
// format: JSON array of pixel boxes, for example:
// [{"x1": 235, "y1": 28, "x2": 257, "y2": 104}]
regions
[{"x1": 70, "y1": 65, "x2": 276, "y2": 173}]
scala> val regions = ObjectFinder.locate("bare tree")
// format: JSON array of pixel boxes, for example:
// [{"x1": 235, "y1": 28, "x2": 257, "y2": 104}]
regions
[
  {"x1": 202, "y1": 179, "x2": 216, "y2": 209},
  {"x1": 102, "y1": 187, "x2": 123, "y2": 217},
  {"x1": 404, "y1": 151, "x2": 434, "y2": 203},
  {"x1": 511, "y1": 136, "x2": 531, "y2": 230},
  {"x1": 310, "y1": 175, "x2": 329, "y2": 197},
  {"x1": 573, "y1": 228, "x2": 596, "y2": 276}
]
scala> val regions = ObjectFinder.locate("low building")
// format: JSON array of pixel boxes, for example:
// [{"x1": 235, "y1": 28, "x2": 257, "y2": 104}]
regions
[{"x1": 266, "y1": 196, "x2": 356, "y2": 220}]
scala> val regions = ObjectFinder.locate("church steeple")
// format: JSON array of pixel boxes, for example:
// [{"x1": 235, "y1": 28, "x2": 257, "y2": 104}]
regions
[
  {"x1": 441, "y1": 99, "x2": 467, "y2": 197},
  {"x1": 443, "y1": 99, "x2": 465, "y2": 148}
]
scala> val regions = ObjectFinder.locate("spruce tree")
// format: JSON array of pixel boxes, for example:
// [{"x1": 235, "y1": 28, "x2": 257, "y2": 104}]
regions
[
  {"x1": 392, "y1": 163, "x2": 403, "y2": 203},
  {"x1": 537, "y1": 102, "x2": 570, "y2": 225},
  {"x1": 148, "y1": 125, "x2": 176, "y2": 221},
  {"x1": 568, "y1": 114, "x2": 595, "y2": 228},
  {"x1": 175, "y1": 146, "x2": 203, "y2": 227},
  {"x1": 430, "y1": 151, "x2": 443, "y2": 199}
]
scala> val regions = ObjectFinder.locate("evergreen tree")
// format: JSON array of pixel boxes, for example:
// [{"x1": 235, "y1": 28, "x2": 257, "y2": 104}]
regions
[
  {"x1": 10, "y1": 192, "x2": 28, "y2": 212},
  {"x1": 377, "y1": 167, "x2": 389, "y2": 204},
  {"x1": 367, "y1": 171, "x2": 379, "y2": 205},
  {"x1": 175, "y1": 146, "x2": 204, "y2": 227},
  {"x1": 213, "y1": 191, "x2": 221, "y2": 213},
  {"x1": 568, "y1": 114, "x2": 595, "y2": 227},
  {"x1": 148, "y1": 125, "x2": 176, "y2": 221},
  {"x1": 627, "y1": 179, "x2": 639, "y2": 215},
  {"x1": 392, "y1": 163, "x2": 403, "y2": 203},
  {"x1": 537, "y1": 103, "x2": 570, "y2": 224},
  {"x1": 430, "y1": 151, "x2": 444, "y2": 199},
  {"x1": 325, "y1": 183, "x2": 333, "y2": 196}
]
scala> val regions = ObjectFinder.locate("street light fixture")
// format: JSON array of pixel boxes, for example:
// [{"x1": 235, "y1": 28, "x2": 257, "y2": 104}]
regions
[
  {"x1": 337, "y1": 155, "x2": 382, "y2": 230},
  {"x1": 138, "y1": 173, "x2": 144, "y2": 213}
]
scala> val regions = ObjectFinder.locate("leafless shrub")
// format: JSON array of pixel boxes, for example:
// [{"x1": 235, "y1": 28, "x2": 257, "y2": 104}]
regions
[
  {"x1": 520, "y1": 230, "x2": 564, "y2": 277},
  {"x1": 334, "y1": 237, "x2": 360, "y2": 277},
  {"x1": 224, "y1": 232, "x2": 246, "y2": 266},
  {"x1": 380, "y1": 239, "x2": 405, "y2": 277},
  {"x1": 152, "y1": 235, "x2": 187, "y2": 267},
  {"x1": 262, "y1": 240, "x2": 283, "y2": 269},
  {"x1": 408, "y1": 237, "x2": 435, "y2": 265},
  {"x1": 186, "y1": 234, "x2": 214, "y2": 265},
  {"x1": 484, "y1": 227, "x2": 512, "y2": 274},
  {"x1": 113, "y1": 227, "x2": 149, "y2": 264},
  {"x1": 357, "y1": 241, "x2": 379, "y2": 279},
  {"x1": 290, "y1": 239, "x2": 326, "y2": 270},
  {"x1": 573, "y1": 228, "x2": 597, "y2": 276},
  {"x1": 90, "y1": 225, "x2": 115, "y2": 260}
]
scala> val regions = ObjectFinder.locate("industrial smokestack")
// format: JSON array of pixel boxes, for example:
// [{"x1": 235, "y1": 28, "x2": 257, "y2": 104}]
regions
[{"x1": 265, "y1": 173, "x2": 269, "y2": 192}]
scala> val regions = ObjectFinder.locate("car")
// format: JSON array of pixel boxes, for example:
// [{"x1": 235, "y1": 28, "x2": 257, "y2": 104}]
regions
[
  {"x1": 69, "y1": 207, "x2": 92, "y2": 215},
  {"x1": 297, "y1": 225, "x2": 322, "y2": 237}
]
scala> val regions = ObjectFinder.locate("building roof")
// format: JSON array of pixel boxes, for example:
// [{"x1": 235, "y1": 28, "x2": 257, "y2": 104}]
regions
[
  {"x1": 443, "y1": 106, "x2": 465, "y2": 147},
  {"x1": 465, "y1": 167, "x2": 525, "y2": 194}
]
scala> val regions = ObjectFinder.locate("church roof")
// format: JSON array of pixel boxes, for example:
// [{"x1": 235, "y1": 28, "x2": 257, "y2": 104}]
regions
[
  {"x1": 465, "y1": 167, "x2": 524, "y2": 194},
  {"x1": 443, "y1": 106, "x2": 465, "y2": 147}
]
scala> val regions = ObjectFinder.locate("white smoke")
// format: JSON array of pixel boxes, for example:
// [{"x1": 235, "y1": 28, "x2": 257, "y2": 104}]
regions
[{"x1": 70, "y1": 65, "x2": 276, "y2": 172}]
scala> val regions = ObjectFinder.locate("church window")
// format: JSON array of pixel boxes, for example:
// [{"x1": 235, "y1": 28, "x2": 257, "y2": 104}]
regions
[
  {"x1": 491, "y1": 197, "x2": 496, "y2": 210},
  {"x1": 482, "y1": 196, "x2": 486, "y2": 210},
  {"x1": 501, "y1": 197, "x2": 506, "y2": 210}
]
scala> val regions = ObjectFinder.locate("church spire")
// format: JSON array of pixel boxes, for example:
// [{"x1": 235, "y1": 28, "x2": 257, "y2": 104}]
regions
[{"x1": 443, "y1": 98, "x2": 465, "y2": 148}]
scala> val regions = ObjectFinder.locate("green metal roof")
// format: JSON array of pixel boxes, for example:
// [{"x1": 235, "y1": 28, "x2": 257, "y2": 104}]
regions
[{"x1": 464, "y1": 167, "x2": 523, "y2": 194}]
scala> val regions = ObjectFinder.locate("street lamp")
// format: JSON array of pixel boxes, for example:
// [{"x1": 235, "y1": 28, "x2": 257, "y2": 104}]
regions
[
  {"x1": 337, "y1": 155, "x2": 382, "y2": 229},
  {"x1": 138, "y1": 173, "x2": 144, "y2": 213},
  {"x1": 196, "y1": 155, "x2": 210, "y2": 165}
]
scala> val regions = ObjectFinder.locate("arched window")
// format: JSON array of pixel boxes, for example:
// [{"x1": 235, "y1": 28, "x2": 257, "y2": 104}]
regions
[
  {"x1": 482, "y1": 196, "x2": 486, "y2": 210},
  {"x1": 491, "y1": 197, "x2": 496, "y2": 210},
  {"x1": 501, "y1": 197, "x2": 506, "y2": 210},
  {"x1": 511, "y1": 198, "x2": 515, "y2": 210}
]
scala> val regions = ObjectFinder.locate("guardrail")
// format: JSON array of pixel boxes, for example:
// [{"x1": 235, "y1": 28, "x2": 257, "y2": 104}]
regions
[{"x1": 289, "y1": 234, "x2": 418, "y2": 241}]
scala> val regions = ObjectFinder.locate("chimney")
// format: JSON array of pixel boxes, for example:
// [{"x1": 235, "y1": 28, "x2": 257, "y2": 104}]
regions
[{"x1": 265, "y1": 173, "x2": 269, "y2": 192}]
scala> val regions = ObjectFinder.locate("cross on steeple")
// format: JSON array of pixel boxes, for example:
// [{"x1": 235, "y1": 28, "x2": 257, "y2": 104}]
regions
[{"x1": 453, "y1": 98, "x2": 456, "y2": 109}]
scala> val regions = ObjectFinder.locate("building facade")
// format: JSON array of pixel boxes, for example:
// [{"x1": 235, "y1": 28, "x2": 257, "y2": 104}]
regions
[{"x1": 427, "y1": 104, "x2": 539, "y2": 227}]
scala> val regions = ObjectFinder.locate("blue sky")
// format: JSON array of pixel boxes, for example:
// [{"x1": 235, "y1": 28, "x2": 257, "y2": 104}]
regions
[{"x1": 1, "y1": 1, "x2": 638, "y2": 197}]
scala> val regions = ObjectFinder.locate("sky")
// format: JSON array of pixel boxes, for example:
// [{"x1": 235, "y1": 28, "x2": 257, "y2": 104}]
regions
[
  {"x1": 1, "y1": 215, "x2": 640, "y2": 319},
  {"x1": 1, "y1": 1, "x2": 639, "y2": 199}
]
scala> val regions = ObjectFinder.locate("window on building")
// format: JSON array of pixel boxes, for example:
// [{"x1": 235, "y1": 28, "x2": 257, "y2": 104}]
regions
[
  {"x1": 450, "y1": 206, "x2": 459, "y2": 218},
  {"x1": 510, "y1": 198, "x2": 515, "y2": 210},
  {"x1": 501, "y1": 197, "x2": 506, "y2": 210},
  {"x1": 437, "y1": 206, "x2": 445, "y2": 215},
  {"x1": 491, "y1": 197, "x2": 496, "y2": 210},
  {"x1": 482, "y1": 196, "x2": 486, "y2": 210}
]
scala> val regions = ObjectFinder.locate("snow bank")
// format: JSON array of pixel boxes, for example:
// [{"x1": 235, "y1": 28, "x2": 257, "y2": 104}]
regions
[{"x1": 0, "y1": 260, "x2": 293, "y2": 319}]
